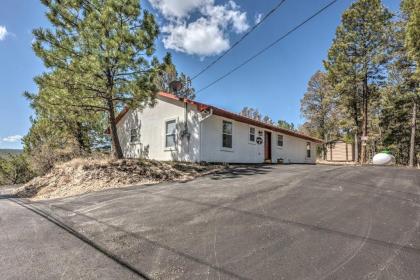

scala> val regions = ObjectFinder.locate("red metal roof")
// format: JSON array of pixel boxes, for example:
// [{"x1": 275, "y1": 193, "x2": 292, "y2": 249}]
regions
[{"x1": 113, "y1": 92, "x2": 323, "y2": 143}]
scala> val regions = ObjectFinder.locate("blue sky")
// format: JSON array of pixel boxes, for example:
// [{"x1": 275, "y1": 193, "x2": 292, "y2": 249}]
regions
[{"x1": 0, "y1": 0, "x2": 399, "y2": 149}]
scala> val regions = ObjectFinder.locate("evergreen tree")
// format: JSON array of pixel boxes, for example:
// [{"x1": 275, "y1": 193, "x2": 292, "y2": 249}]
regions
[
  {"x1": 324, "y1": 0, "x2": 392, "y2": 163},
  {"x1": 380, "y1": 0, "x2": 419, "y2": 166},
  {"x1": 262, "y1": 116, "x2": 274, "y2": 125},
  {"x1": 154, "y1": 53, "x2": 195, "y2": 99},
  {"x1": 277, "y1": 120, "x2": 295, "y2": 131},
  {"x1": 32, "y1": 0, "x2": 159, "y2": 159},
  {"x1": 239, "y1": 107, "x2": 277, "y2": 125},
  {"x1": 22, "y1": 117, "x2": 78, "y2": 174},
  {"x1": 24, "y1": 73, "x2": 106, "y2": 154},
  {"x1": 0, "y1": 154, "x2": 34, "y2": 185},
  {"x1": 380, "y1": 84, "x2": 418, "y2": 165},
  {"x1": 301, "y1": 71, "x2": 339, "y2": 158},
  {"x1": 239, "y1": 107, "x2": 262, "y2": 121},
  {"x1": 403, "y1": 0, "x2": 420, "y2": 78},
  {"x1": 402, "y1": 0, "x2": 419, "y2": 167},
  {"x1": 239, "y1": 107, "x2": 251, "y2": 118}
]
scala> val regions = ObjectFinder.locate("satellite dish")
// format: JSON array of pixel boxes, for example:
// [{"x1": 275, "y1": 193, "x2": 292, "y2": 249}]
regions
[{"x1": 169, "y1": 80, "x2": 183, "y2": 93}]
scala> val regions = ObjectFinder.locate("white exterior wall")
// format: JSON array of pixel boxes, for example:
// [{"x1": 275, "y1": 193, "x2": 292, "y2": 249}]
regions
[
  {"x1": 116, "y1": 97, "x2": 201, "y2": 162},
  {"x1": 200, "y1": 115, "x2": 264, "y2": 163},
  {"x1": 272, "y1": 134, "x2": 317, "y2": 164},
  {"x1": 116, "y1": 97, "x2": 318, "y2": 164},
  {"x1": 200, "y1": 115, "x2": 317, "y2": 164}
]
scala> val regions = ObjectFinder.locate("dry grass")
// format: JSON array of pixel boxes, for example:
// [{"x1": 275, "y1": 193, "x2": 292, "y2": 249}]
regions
[{"x1": 14, "y1": 157, "x2": 225, "y2": 200}]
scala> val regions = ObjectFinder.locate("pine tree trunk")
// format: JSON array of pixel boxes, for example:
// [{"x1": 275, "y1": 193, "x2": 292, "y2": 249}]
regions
[
  {"x1": 360, "y1": 78, "x2": 368, "y2": 164},
  {"x1": 409, "y1": 100, "x2": 417, "y2": 167},
  {"x1": 107, "y1": 99, "x2": 124, "y2": 159},
  {"x1": 352, "y1": 100, "x2": 360, "y2": 163},
  {"x1": 75, "y1": 121, "x2": 90, "y2": 154},
  {"x1": 355, "y1": 133, "x2": 359, "y2": 163}
]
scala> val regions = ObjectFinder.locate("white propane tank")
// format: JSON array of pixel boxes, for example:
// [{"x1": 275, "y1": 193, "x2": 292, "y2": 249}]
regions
[{"x1": 372, "y1": 152, "x2": 395, "y2": 165}]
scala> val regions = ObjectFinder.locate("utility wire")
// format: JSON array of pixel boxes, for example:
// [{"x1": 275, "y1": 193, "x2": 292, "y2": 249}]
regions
[
  {"x1": 196, "y1": 0, "x2": 339, "y2": 94},
  {"x1": 191, "y1": 0, "x2": 287, "y2": 80}
]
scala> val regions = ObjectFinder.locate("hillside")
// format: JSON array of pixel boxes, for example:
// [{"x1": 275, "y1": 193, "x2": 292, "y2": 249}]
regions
[
  {"x1": 0, "y1": 149, "x2": 23, "y2": 158},
  {"x1": 14, "y1": 157, "x2": 225, "y2": 200}
]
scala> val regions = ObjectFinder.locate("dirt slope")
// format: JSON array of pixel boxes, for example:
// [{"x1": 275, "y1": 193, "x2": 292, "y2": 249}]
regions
[{"x1": 15, "y1": 158, "x2": 224, "y2": 200}]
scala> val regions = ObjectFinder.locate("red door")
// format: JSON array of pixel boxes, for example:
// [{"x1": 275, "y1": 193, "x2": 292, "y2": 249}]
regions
[{"x1": 264, "y1": 131, "x2": 272, "y2": 161}]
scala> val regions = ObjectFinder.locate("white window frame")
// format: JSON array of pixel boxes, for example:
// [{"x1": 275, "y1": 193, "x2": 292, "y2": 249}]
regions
[
  {"x1": 164, "y1": 118, "x2": 177, "y2": 150},
  {"x1": 222, "y1": 120, "x2": 233, "y2": 150},
  {"x1": 249, "y1": 127, "x2": 256, "y2": 144},
  {"x1": 277, "y1": 134, "x2": 284, "y2": 148}
]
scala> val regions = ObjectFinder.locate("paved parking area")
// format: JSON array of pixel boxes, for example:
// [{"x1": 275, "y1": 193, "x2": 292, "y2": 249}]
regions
[{"x1": 1, "y1": 165, "x2": 419, "y2": 279}]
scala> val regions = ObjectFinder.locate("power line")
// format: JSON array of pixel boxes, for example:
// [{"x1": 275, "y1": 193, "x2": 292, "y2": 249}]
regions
[
  {"x1": 196, "y1": 0, "x2": 339, "y2": 94},
  {"x1": 191, "y1": 0, "x2": 287, "y2": 80}
]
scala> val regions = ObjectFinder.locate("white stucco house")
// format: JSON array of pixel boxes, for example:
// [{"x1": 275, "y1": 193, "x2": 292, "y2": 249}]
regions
[{"x1": 115, "y1": 92, "x2": 323, "y2": 164}]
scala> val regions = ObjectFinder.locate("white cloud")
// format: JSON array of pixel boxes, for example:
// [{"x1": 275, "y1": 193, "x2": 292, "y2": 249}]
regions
[
  {"x1": 149, "y1": 0, "x2": 249, "y2": 57},
  {"x1": 149, "y1": 0, "x2": 210, "y2": 19},
  {"x1": 162, "y1": 19, "x2": 230, "y2": 57},
  {"x1": 0, "y1": 25, "x2": 8, "y2": 41},
  {"x1": 1, "y1": 135, "x2": 23, "y2": 143},
  {"x1": 255, "y1": 13, "x2": 263, "y2": 24}
]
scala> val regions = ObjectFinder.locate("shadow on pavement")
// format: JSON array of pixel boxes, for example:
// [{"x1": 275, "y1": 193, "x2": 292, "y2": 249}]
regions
[
  {"x1": 0, "y1": 194, "x2": 17, "y2": 200},
  {"x1": 209, "y1": 164, "x2": 274, "y2": 180}
]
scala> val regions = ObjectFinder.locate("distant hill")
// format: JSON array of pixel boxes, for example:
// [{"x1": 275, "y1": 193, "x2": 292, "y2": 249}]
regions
[{"x1": 0, "y1": 149, "x2": 23, "y2": 158}]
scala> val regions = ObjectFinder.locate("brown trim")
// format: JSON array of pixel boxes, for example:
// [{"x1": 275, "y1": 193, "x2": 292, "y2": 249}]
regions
[
  {"x1": 264, "y1": 131, "x2": 272, "y2": 161},
  {"x1": 158, "y1": 91, "x2": 210, "y2": 111}
]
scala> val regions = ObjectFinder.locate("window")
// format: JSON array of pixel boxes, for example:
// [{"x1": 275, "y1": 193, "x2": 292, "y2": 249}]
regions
[
  {"x1": 222, "y1": 121, "x2": 233, "y2": 148},
  {"x1": 130, "y1": 128, "x2": 139, "y2": 143},
  {"x1": 277, "y1": 135, "x2": 283, "y2": 147},
  {"x1": 249, "y1": 127, "x2": 255, "y2": 142},
  {"x1": 306, "y1": 142, "x2": 311, "y2": 158},
  {"x1": 165, "y1": 120, "x2": 176, "y2": 148}
]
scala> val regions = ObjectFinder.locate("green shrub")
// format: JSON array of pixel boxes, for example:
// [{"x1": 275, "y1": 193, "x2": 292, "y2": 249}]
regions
[{"x1": 0, "y1": 154, "x2": 35, "y2": 185}]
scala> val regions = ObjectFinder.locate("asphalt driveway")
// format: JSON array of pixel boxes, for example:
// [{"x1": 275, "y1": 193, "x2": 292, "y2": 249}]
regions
[{"x1": 1, "y1": 165, "x2": 419, "y2": 279}]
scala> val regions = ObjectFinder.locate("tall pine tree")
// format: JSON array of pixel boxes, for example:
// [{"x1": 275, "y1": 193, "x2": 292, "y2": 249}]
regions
[
  {"x1": 324, "y1": 0, "x2": 392, "y2": 163},
  {"x1": 380, "y1": 0, "x2": 419, "y2": 166},
  {"x1": 25, "y1": 70, "x2": 106, "y2": 154},
  {"x1": 402, "y1": 0, "x2": 419, "y2": 167},
  {"x1": 301, "y1": 70, "x2": 339, "y2": 158},
  {"x1": 403, "y1": 0, "x2": 420, "y2": 77},
  {"x1": 32, "y1": 0, "x2": 159, "y2": 158},
  {"x1": 153, "y1": 53, "x2": 196, "y2": 100}
]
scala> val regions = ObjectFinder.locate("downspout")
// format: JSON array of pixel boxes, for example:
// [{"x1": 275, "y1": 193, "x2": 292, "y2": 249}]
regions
[
  {"x1": 199, "y1": 122, "x2": 202, "y2": 163},
  {"x1": 180, "y1": 99, "x2": 191, "y2": 158},
  {"x1": 182, "y1": 100, "x2": 189, "y2": 137}
]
